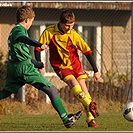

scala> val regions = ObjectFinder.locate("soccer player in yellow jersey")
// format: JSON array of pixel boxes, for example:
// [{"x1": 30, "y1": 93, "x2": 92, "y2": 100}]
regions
[{"x1": 35, "y1": 9, "x2": 101, "y2": 128}]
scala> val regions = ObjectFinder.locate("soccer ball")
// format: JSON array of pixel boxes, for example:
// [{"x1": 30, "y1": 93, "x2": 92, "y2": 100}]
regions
[{"x1": 123, "y1": 102, "x2": 133, "y2": 122}]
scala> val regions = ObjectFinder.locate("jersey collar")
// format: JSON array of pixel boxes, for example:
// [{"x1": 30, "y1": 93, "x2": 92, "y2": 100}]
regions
[{"x1": 54, "y1": 23, "x2": 71, "y2": 34}]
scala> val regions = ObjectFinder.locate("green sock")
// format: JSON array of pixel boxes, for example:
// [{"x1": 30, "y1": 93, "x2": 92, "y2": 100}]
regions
[{"x1": 52, "y1": 97, "x2": 68, "y2": 123}]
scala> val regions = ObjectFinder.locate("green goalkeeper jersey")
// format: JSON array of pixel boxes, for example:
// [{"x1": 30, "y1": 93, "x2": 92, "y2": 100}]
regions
[{"x1": 8, "y1": 24, "x2": 32, "y2": 62}]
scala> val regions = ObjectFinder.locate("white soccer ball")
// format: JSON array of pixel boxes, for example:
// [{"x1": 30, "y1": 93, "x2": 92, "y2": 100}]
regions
[{"x1": 123, "y1": 102, "x2": 133, "y2": 122}]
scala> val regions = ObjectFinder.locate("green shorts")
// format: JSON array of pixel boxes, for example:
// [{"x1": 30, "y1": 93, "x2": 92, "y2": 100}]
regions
[{"x1": 3, "y1": 60, "x2": 52, "y2": 93}]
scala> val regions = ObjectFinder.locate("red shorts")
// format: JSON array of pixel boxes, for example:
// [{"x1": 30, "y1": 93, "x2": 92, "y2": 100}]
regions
[{"x1": 52, "y1": 61, "x2": 88, "y2": 82}]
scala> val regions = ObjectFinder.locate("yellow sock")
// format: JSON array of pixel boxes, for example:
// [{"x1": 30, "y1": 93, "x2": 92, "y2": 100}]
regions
[
  {"x1": 86, "y1": 111, "x2": 94, "y2": 122},
  {"x1": 72, "y1": 85, "x2": 94, "y2": 122},
  {"x1": 86, "y1": 93, "x2": 92, "y2": 103},
  {"x1": 84, "y1": 93, "x2": 94, "y2": 122},
  {"x1": 85, "y1": 93, "x2": 94, "y2": 122},
  {"x1": 72, "y1": 85, "x2": 90, "y2": 107},
  {"x1": 86, "y1": 93, "x2": 91, "y2": 99}
]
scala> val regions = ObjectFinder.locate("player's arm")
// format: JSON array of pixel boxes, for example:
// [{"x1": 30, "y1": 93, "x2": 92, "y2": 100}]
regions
[
  {"x1": 34, "y1": 30, "x2": 49, "y2": 62},
  {"x1": 17, "y1": 36, "x2": 48, "y2": 54},
  {"x1": 31, "y1": 59, "x2": 44, "y2": 69},
  {"x1": 76, "y1": 32, "x2": 98, "y2": 72},
  {"x1": 85, "y1": 54, "x2": 101, "y2": 80},
  {"x1": 17, "y1": 36, "x2": 46, "y2": 69},
  {"x1": 75, "y1": 31, "x2": 101, "y2": 80},
  {"x1": 33, "y1": 28, "x2": 50, "y2": 63},
  {"x1": 34, "y1": 47, "x2": 41, "y2": 61},
  {"x1": 85, "y1": 54, "x2": 98, "y2": 73},
  {"x1": 17, "y1": 36, "x2": 42, "y2": 47},
  {"x1": 31, "y1": 59, "x2": 45, "y2": 75}
]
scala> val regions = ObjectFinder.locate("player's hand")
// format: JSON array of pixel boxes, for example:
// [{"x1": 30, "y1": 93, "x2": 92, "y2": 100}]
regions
[
  {"x1": 38, "y1": 68, "x2": 45, "y2": 75},
  {"x1": 93, "y1": 72, "x2": 101, "y2": 81},
  {"x1": 41, "y1": 45, "x2": 49, "y2": 52}
]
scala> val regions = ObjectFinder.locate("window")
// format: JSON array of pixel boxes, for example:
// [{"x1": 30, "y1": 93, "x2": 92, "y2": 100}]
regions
[{"x1": 29, "y1": 21, "x2": 101, "y2": 76}]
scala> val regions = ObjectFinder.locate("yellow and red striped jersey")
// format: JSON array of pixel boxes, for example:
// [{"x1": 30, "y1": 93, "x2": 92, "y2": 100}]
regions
[{"x1": 39, "y1": 23, "x2": 92, "y2": 70}]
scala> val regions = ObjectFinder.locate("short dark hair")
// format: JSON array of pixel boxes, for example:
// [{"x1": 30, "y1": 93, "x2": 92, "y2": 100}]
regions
[
  {"x1": 16, "y1": 5, "x2": 35, "y2": 23},
  {"x1": 60, "y1": 9, "x2": 75, "y2": 24}
]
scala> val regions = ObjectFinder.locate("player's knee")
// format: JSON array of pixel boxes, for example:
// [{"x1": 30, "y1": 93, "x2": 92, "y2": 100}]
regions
[
  {"x1": 40, "y1": 85, "x2": 59, "y2": 100},
  {"x1": 72, "y1": 84, "x2": 86, "y2": 100},
  {"x1": 49, "y1": 85, "x2": 58, "y2": 96}
]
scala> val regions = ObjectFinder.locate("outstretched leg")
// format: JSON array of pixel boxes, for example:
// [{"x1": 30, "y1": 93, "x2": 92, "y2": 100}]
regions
[{"x1": 39, "y1": 85, "x2": 82, "y2": 128}]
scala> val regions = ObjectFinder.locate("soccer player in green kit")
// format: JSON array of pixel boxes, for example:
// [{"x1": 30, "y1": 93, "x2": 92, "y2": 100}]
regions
[{"x1": 0, "y1": 5, "x2": 82, "y2": 128}]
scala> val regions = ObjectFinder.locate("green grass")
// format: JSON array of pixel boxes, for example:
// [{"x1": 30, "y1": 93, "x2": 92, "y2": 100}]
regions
[{"x1": 0, "y1": 112, "x2": 133, "y2": 131}]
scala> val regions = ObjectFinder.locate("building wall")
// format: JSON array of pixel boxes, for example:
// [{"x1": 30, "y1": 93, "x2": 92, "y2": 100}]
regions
[
  {"x1": 1, "y1": 24, "x2": 14, "y2": 58},
  {"x1": 112, "y1": 17, "x2": 131, "y2": 74},
  {"x1": 101, "y1": 15, "x2": 131, "y2": 74},
  {"x1": 102, "y1": 26, "x2": 113, "y2": 73},
  {"x1": 0, "y1": 7, "x2": 131, "y2": 87}
]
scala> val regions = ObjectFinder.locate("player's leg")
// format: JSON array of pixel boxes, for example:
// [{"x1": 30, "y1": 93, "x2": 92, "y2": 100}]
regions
[
  {"x1": 66, "y1": 78, "x2": 99, "y2": 128},
  {"x1": 65, "y1": 77, "x2": 91, "y2": 106},
  {"x1": 54, "y1": 68, "x2": 97, "y2": 127},
  {"x1": 25, "y1": 66, "x2": 82, "y2": 128},
  {"x1": 79, "y1": 79, "x2": 99, "y2": 117},
  {"x1": 60, "y1": 66, "x2": 99, "y2": 128},
  {"x1": 75, "y1": 62, "x2": 99, "y2": 127},
  {"x1": 1, "y1": 67, "x2": 24, "y2": 100},
  {"x1": 39, "y1": 85, "x2": 82, "y2": 128},
  {"x1": 78, "y1": 78, "x2": 99, "y2": 128}
]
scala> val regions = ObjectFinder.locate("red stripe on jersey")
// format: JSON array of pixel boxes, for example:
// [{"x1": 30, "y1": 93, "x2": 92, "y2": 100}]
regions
[
  {"x1": 49, "y1": 34, "x2": 63, "y2": 67},
  {"x1": 66, "y1": 36, "x2": 79, "y2": 66}
]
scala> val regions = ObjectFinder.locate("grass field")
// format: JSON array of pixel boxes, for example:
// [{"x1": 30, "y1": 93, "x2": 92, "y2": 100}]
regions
[
  {"x1": 0, "y1": 112, "x2": 133, "y2": 131},
  {"x1": 0, "y1": 99, "x2": 133, "y2": 132}
]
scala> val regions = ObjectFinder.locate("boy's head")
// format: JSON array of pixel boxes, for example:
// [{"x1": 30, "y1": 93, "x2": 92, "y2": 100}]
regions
[
  {"x1": 16, "y1": 5, "x2": 35, "y2": 23},
  {"x1": 60, "y1": 9, "x2": 75, "y2": 24},
  {"x1": 59, "y1": 9, "x2": 75, "y2": 33}
]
